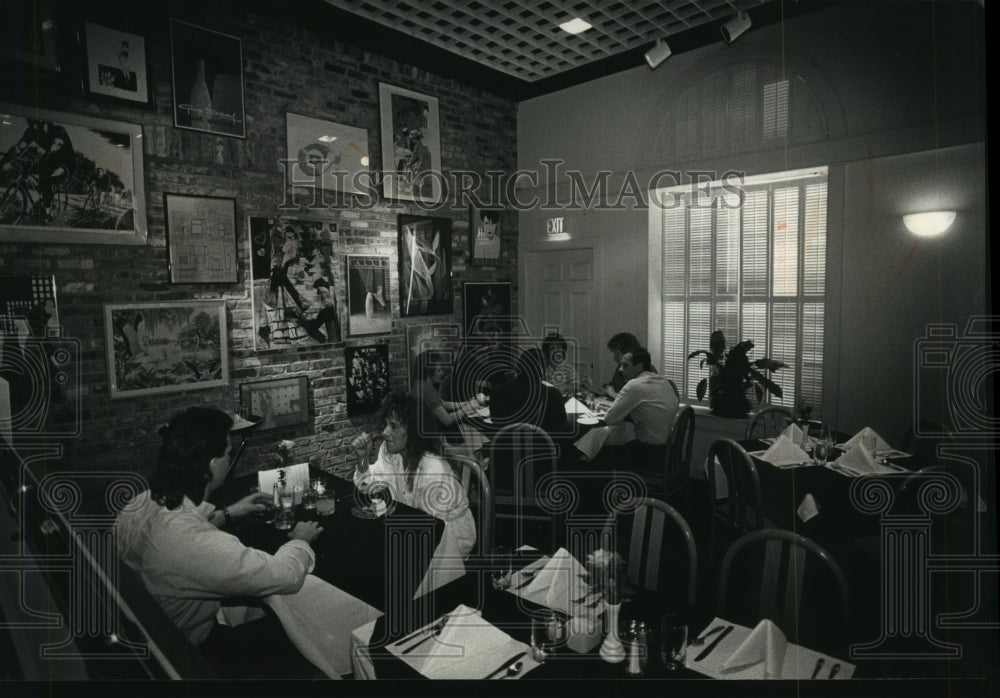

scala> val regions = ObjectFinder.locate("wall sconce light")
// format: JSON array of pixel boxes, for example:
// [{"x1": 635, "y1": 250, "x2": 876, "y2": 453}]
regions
[
  {"x1": 721, "y1": 11, "x2": 751, "y2": 44},
  {"x1": 644, "y1": 39, "x2": 672, "y2": 69},
  {"x1": 903, "y1": 211, "x2": 956, "y2": 237}
]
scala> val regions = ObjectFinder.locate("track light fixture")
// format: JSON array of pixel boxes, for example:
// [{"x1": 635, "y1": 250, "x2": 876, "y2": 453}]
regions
[
  {"x1": 644, "y1": 39, "x2": 672, "y2": 69},
  {"x1": 721, "y1": 11, "x2": 751, "y2": 44}
]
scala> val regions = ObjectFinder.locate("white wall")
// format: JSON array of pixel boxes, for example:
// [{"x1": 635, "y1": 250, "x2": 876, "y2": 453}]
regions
[{"x1": 515, "y1": 1, "x2": 986, "y2": 441}]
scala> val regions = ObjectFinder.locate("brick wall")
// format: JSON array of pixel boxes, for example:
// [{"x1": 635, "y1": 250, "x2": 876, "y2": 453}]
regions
[{"x1": 0, "y1": 1, "x2": 517, "y2": 480}]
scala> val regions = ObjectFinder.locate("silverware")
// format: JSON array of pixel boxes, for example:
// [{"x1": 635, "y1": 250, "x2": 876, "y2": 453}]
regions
[
  {"x1": 483, "y1": 650, "x2": 528, "y2": 679},
  {"x1": 400, "y1": 617, "x2": 447, "y2": 654},
  {"x1": 828, "y1": 662, "x2": 841, "y2": 679},
  {"x1": 691, "y1": 625, "x2": 724, "y2": 646},
  {"x1": 513, "y1": 569, "x2": 538, "y2": 589},
  {"x1": 693, "y1": 625, "x2": 733, "y2": 661},
  {"x1": 811, "y1": 657, "x2": 825, "y2": 679}
]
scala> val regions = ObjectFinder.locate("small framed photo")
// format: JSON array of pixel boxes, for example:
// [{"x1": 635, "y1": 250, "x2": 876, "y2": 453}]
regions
[
  {"x1": 346, "y1": 255, "x2": 391, "y2": 336},
  {"x1": 463, "y1": 282, "x2": 512, "y2": 336},
  {"x1": 105, "y1": 300, "x2": 228, "y2": 400},
  {"x1": 165, "y1": 194, "x2": 237, "y2": 283},
  {"x1": 286, "y1": 112, "x2": 370, "y2": 195},
  {"x1": 81, "y1": 21, "x2": 153, "y2": 106},
  {"x1": 170, "y1": 19, "x2": 246, "y2": 138},
  {"x1": 378, "y1": 82, "x2": 442, "y2": 204},
  {"x1": 469, "y1": 207, "x2": 503, "y2": 264},
  {"x1": 346, "y1": 344, "x2": 390, "y2": 417},
  {"x1": 1, "y1": 0, "x2": 59, "y2": 72},
  {"x1": 240, "y1": 376, "x2": 310, "y2": 431}
]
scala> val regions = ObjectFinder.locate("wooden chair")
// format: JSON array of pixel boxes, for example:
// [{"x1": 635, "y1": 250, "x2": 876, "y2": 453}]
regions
[
  {"x1": 602, "y1": 497, "x2": 698, "y2": 611},
  {"x1": 718, "y1": 528, "x2": 851, "y2": 655},
  {"x1": 487, "y1": 422, "x2": 560, "y2": 550},
  {"x1": 442, "y1": 450, "x2": 494, "y2": 555},
  {"x1": 744, "y1": 405, "x2": 793, "y2": 440},
  {"x1": 704, "y1": 439, "x2": 765, "y2": 581}
]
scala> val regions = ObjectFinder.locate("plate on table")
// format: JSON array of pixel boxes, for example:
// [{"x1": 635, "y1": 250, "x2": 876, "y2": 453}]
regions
[{"x1": 577, "y1": 416, "x2": 600, "y2": 426}]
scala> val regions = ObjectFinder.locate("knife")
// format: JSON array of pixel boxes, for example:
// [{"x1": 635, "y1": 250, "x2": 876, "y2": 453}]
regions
[
  {"x1": 484, "y1": 650, "x2": 528, "y2": 679},
  {"x1": 811, "y1": 657, "x2": 825, "y2": 679},
  {"x1": 828, "y1": 662, "x2": 841, "y2": 679},
  {"x1": 693, "y1": 624, "x2": 733, "y2": 662}
]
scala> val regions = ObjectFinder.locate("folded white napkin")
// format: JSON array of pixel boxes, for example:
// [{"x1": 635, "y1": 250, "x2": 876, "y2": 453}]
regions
[
  {"x1": 760, "y1": 434, "x2": 811, "y2": 467},
  {"x1": 563, "y1": 396, "x2": 592, "y2": 417},
  {"x1": 522, "y1": 547, "x2": 590, "y2": 615},
  {"x1": 833, "y1": 443, "x2": 894, "y2": 475},
  {"x1": 721, "y1": 619, "x2": 787, "y2": 678},
  {"x1": 779, "y1": 422, "x2": 814, "y2": 449},
  {"x1": 838, "y1": 426, "x2": 892, "y2": 452},
  {"x1": 797, "y1": 493, "x2": 820, "y2": 522},
  {"x1": 397, "y1": 604, "x2": 535, "y2": 679},
  {"x1": 258, "y1": 462, "x2": 310, "y2": 495}
]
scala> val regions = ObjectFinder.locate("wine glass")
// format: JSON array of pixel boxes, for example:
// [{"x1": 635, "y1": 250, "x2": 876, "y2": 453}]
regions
[{"x1": 813, "y1": 426, "x2": 834, "y2": 466}]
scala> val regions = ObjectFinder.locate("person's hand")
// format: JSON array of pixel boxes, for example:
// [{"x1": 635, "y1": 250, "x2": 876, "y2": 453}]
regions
[
  {"x1": 351, "y1": 432, "x2": 373, "y2": 458},
  {"x1": 229, "y1": 492, "x2": 272, "y2": 518},
  {"x1": 580, "y1": 374, "x2": 594, "y2": 391},
  {"x1": 288, "y1": 521, "x2": 323, "y2": 545}
]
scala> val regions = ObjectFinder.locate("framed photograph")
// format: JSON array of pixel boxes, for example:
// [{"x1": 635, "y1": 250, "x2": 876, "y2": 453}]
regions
[
  {"x1": 240, "y1": 376, "x2": 309, "y2": 431},
  {"x1": 170, "y1": 19, "x2": 246, "y2": 138},
  {"x1": 248, "y1": 217, "x2": 342, "y2": 351},
  {"x1": 463, "y1": 281, "x2": 512, "y2": 336},
  {"x1": 346, "y1": 344, "x2": 390, "y2": 417},
  {"x1": 345, "y1": 255, "x2": 391, "y2": 336},
  {"x1": 470, "y1": 207, "x2": 503, "y2": 264},
  {"x1": 81, "y1": 21, "x2": 152, "y2": 106},
  {"x1": 286, "y1": 112, "x2": 369, "y2": 195},
  {"x1": 405, "y1": 323, "x2": 460, "y2": 387},
  {"x1": 397, "y1": 214, "x2": 452, "y2": 317},
  {"x1": 165, "y1": 194, "x2": 237, "y2": 283},
  {"x1": 1, "y1": 0, "x2": 59, "y2": 72},
  {"x1": 104, "y1": 300, "x2": 228, "y2": 400},
  {"x1": 378, "y1": 83, "x2": 442, "y2": 204},
  {"x1": 0, "y1": 104, "x2": 147, "y2": 245}
]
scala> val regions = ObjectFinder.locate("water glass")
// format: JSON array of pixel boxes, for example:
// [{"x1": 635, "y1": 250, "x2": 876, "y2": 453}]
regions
[
  {"x1": 813, "y1": 426, "x2": 834, "y2": 465},
  {"x1": 302, "y1": 485, "x2": 318, "y2": 511},
  {"x1": 490, "y1": 546, "x2": 512, "y2": 591},
  {"x1": 530, "y1": 611, "x2": 566, "y2": 663},
  {"x1": 659, "y1": 612, "x2": 687, "y2": 670},
  {"x1": 273, "y1": 483, "x2": 296, "y2": 531},
  {"x1": 314, "y1": 478, "x2": 336, "y2": 516}
]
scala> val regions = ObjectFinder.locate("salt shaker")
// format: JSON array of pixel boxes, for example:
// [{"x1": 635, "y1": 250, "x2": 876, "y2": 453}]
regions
[{"x1": 623, "y1": 620, "x2": 649, "y2": 678}]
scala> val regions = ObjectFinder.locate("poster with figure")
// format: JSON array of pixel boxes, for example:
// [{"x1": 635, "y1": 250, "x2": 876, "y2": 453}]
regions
[
  {"x1": 397, "y1": 214, "x2": 452, "y2": 317},
  {"x1": 346, "y1": 255, "x2": 391, "y2": 336},
  {"x1": 170, "y1": 19, "x2": 245, "y2": 138},
  {"x1": 346, "y1": 343, "x2": 389, "y2": 416},
  {"x1": 82, "y1": 22, "x2": 152, "y2": 106},
  {"x1": 378, "y1": 83, "x2": 442, "y2": 204},
  {"x1": 463, "y1": 281, "x2": 512, "y2": 337},
  {"x1": 405, "y1": 323, "x2": 460, "y2": 388},
  {"x1": 470, "y1": 207, "x2": 503, "y2": 264},
  {"x1": 248, "y1": 217, "x2": 343, "y2": 351}
]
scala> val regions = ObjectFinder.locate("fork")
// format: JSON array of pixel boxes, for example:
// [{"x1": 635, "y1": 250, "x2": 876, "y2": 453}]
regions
[{"x1": 400, "y1": 617, "x2": 447, "y2": 654}]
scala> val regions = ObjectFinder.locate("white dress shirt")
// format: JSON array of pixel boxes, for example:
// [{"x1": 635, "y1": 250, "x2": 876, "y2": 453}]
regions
[{"x1": 602, "y1": 370, "x2": 680, "y2": 445}]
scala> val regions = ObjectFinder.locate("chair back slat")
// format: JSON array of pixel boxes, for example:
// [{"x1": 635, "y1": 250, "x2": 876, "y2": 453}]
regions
[
  {"x1": 644, "y1": 506, "x2": 666, "y2": 590},
  {"x1": 745, "y1": 406, "x2": 793, "y2": 441},
  {"x1": 706, "y1": 439, "x2": 765, "y2": 576}
]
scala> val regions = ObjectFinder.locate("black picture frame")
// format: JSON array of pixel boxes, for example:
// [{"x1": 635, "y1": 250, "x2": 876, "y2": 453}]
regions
[
  {"x1": 1, "y1": 0, "x2": 59, "y2": 72},
  {"x1": 469, "y1": 207, "x2": 503, "y2": 264},
  {"x1": 463, "y1": 281, "x2": 512, "y2": 336},
  {"x1": 397, "y1": 214, "x2": 452, "y2": 317},
  {"x1": 80, "y1": 21, "x2": 154, "y2": 107},
  {"x1": 240, "y1": 376, "x2": 310, "y2": 431},
  {"x1": 345, "y1": 344, "x2": 390, "y2": 417},
  {"x1": 169, "y1": 19, "x2": 246, "y2": 138},
  {"x1": 164, "y1": 193, "x2": 238, "y2": 283}
]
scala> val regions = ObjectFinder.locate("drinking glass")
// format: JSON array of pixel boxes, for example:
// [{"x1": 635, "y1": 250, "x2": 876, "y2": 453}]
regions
[
  {"x1": 659, "y1": 612, "x2": 688, "y2": 670},
  {"x1": 314, "y1": 478, "x2": 336, "y2": 516},
  {"x1": 490, "y1": 546, "x2": 512, "y2": 591},
  {"x1": 302, "y1": 482, "x2": 318, "y2": 511},
  {"x1": 813, "y1": 426, "x2": 834, "y2": 466},
  {"x1": 250, "y1": 485, "x2": 275, "y2": 524},
  {"x1": 273, "y1": 483, "x2": 296, "y2": 531},
  {"x1": 530, "y1": 611, "x2": 566, "y2": 663}
]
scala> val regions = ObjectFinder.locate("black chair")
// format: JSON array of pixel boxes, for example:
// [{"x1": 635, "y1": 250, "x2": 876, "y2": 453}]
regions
[
  {"x1": 704, "y1": 439, "x2": 766, "y2": 581},
  {"x1": 661, "y1": 406, "x2": 695, "y2": 504},
  {"x1": 899, "y1": 421, "x2": 953, "y2": 465},
  {"x1": 718, "y1": 528, "x2": 851, "y2": 656},
  {"x1": 744, "y1": 405, "x2": 793, "y2": 440}
]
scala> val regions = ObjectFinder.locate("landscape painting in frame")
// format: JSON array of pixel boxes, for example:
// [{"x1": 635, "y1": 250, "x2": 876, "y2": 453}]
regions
[
  {"x1": 378, "y1": 83, "x2": 442, "y2": 204},
  {"x1": 105, "y1": 300, "x2": 228, "y2": 399},
  {"x1": 0, "y1": 104, "x2": 147, "y2": 245},
  {"x1": 248, "y1": 217, "x2": 343, "y2": 351},
  {"x1": 346, "y1": 255, "x2": 391, "y2": 336},
  {"x1": 170, "y1": 19, "x2": 245, "y2": 138},
  {"x1": 346, "y1": 343, "x2": 389, "y2": 417},
  {"x1": 286, "y1": 112, "x2": 369, "y2": 195},
  {"x1": 397, "y1": 214, "x2": 452, "y2": 317}
]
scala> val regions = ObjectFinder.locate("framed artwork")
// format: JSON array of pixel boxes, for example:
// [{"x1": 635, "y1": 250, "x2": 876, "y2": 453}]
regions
[
  {"x1": 0, "y1": 103, "x2": 147, "y2": 245},
  {"x1": 378, "y1": 83, "x2": 442, "y2": 204},
  {"x1": 346, "y1": 344, "x2": 390, "y2": 417},
  {"x1": 81, "y1": 22, "x2": 153, "y2": 106},
  {"x1": 397, "y1": 214, "x2": 452, "y2": 317},
  {"x1": 240, "y1": 376, "x2": 309, "y2": 431},
  {"x1": 463, "y1": 281, "x2": 512, "y2": 336},
  {"x1": 1, "y1": 0, "x2": 59, "y2": 72},
  {"x1": 346, "y1": 255, "x2": 391, "y2": 336},
  {"x1": 165, "y1": 194, "x2": 237, "y2": 283},
  {"x1": 469, "y1": 207, "x2": 503, "y2": 264},
  {"x1": 104, "y1": 300, "x2": 228, "y2": 400},
  {"x1": 405, "y1": 323, "x2": 460, "y2": 387},
  {"x1": 248, "y1": 217, "x2": 342, "y2": 351},
  {"x1": 169, "y1": 19, "x2": 246, "y2": 138},
  {"x1": 286, "y1": 112, "x2": 370, "y2": 195}
]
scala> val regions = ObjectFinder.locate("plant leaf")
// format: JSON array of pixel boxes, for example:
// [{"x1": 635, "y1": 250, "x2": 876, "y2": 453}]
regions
[
  {"x1": 753, "y1": 358, "x2": 787, "y2": 372},
  {"x1": 687, "y1": 350, "x2": 714, "y2": 362},
  {"x1": 750, "y1": 368, "x2": 783, "y2": 398},
  {"x1": 696, "y1": 378, "x2": 707, "y2": 401},
  {"x1": 755, "y1": 385, "x2": 764, "y2": 403}
]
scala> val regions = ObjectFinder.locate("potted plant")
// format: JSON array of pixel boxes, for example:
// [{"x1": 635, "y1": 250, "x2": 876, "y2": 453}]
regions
[{"x1": 687, "y1": 330, "x2": 787, "y2": 418}]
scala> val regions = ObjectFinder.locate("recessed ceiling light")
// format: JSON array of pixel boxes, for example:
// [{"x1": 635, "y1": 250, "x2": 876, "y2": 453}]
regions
[{"x1": 559, "y1": 18, "x2": 591, "y2": 35}]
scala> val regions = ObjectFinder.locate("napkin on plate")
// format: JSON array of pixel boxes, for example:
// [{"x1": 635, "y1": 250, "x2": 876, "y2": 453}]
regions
[
  {"x1": 522, "y1": 547, "x2": 590, "y2": 615},
  {"x1": 832, "y1": 443, "x2": 894, "y2": 475},
  {"x1": 721, "y1": 619, "x2": 787, "y2": 678},
  {"x1": 759, "y1": 434, "x2": 811, "y2": 467},
  {"x1": 394, "y1": 604, "x2": 535, "y2": 679}
]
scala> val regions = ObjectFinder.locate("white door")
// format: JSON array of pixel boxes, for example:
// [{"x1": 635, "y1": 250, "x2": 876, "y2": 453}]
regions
[{"x1": 522, "y1": 248, "x2": 597, "y2": 382}]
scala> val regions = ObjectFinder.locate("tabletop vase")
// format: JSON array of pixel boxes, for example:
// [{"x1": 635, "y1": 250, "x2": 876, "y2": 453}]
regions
[{"x1": 599, "y1": 602, "x2": 626, "y2": 663}]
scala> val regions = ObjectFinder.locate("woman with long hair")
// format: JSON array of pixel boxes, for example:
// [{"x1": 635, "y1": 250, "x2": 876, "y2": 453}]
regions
[{"x1": 350, "y1": 390, "x2": 475, "y2": 595}]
